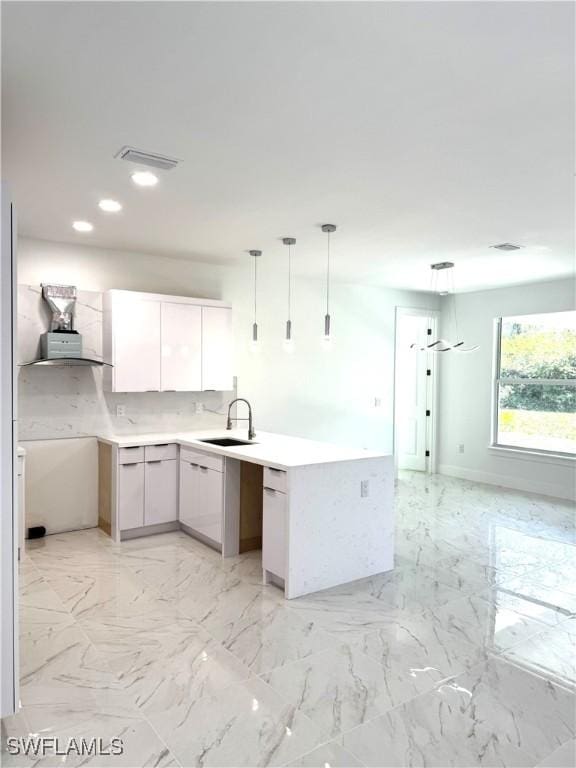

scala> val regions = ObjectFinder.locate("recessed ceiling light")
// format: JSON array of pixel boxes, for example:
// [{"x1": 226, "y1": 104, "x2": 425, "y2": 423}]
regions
[
  {"x1": 98, "y1": 199, "x2": 122, "y2": 213},
  {"x1": 490, "y1": 243, "x2": 523, "y2": 251},
  {"x1": 131, "y1": 171, "x2": 158, "y2": 187},
  {"x1": 72, "y1": 220, "x2": 93, "y2": 232}
]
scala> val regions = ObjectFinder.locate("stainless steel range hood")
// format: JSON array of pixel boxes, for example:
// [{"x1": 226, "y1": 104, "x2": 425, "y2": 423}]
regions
[{"x1": 20, "y1": 284, "x2": 112, "y2": 368}]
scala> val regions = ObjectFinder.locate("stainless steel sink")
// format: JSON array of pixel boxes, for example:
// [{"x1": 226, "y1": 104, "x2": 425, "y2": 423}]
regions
[{"x1": 198, "y1": 437, "x2": 256, "y2": 447}]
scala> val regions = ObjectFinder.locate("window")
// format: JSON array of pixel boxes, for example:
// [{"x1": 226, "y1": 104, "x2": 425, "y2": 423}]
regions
[{"x1": 493, "y1": 310, "x2": 576, "y2": 456}]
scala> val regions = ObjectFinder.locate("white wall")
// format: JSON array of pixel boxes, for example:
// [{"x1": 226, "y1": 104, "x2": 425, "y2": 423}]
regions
[
  {"x1": 17, "y1": 237, "x2": 227, "y2": 298},
  {"x1": 437, "y1": 278, "x2": 575, "y2": 500},
  {"x1": 224, "y1": 262, "x2": 438, "y2": 453}
]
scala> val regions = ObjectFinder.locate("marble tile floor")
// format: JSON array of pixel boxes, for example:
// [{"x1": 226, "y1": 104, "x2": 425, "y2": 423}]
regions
[{"x1": 1, "y1": 471, "x2": 575, "y2": 767}]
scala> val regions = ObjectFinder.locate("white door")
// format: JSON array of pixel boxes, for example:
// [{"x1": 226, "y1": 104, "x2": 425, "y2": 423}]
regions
[
  {"x1": 144, "y1": 459, "x2": 178, "y2": 525},
  {"x1": 113, "y1": 298, "x2": 161, "y2": 392},
  {"x1": 262, "y1": 487, "x2": 286, "y2": 579},
  {"x1": 161, "y1": 302, "x2": 202, "y2": 391},
  {"x1": 118, "y1": 462, "x2": 145, "y2": 530},
  {"x1": 202, "y1": 306, "x2": 233, "y2": 391},
  {"x1": 395, "y1": 313, "x2": 430, "y2": 471}
]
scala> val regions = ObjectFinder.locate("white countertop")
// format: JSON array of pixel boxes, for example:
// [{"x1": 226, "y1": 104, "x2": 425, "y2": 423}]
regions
[{"x1": 96, "y1": 429, "x2": 388, "y2": 470}]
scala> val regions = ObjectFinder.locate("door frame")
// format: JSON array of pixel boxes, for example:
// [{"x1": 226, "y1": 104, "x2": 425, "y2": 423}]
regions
[{"x1": 393, "y1": 306, "x2": 439, "y2": 476}]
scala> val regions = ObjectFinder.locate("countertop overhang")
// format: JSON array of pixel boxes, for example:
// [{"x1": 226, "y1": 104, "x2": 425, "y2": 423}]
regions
[{"x1": 96, "y1": 429, "x2": 389, "y2": 470}]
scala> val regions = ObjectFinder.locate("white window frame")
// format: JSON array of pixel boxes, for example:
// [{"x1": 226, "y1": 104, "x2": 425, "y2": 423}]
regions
[{"x1": 491, "y1": 315, "x2": 576, "y2": 459}]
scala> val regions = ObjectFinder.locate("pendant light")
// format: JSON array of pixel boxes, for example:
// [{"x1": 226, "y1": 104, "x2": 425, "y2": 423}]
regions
[
  {"x1": 321, "y1": 224, "x2": 336, "y2": 342},
  {"x1": 411, "y1": 262, "x2": 479, "y2": 353},
  {"x1": 282, "y1": 237, "x2": 296, "y2": 349},
  {"x1": 249, "y1": 250, "x2": 261, "y2": 343}
]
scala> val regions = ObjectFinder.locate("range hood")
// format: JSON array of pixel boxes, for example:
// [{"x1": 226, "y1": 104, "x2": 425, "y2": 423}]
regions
[{"x1": 20, "y1": 284, "x2": 112, "y2": 368}]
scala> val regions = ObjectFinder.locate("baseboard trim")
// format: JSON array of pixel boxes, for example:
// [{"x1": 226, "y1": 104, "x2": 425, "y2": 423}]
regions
[{"x1": 438, "y1": 464, "x2": 575, "y2": 501}]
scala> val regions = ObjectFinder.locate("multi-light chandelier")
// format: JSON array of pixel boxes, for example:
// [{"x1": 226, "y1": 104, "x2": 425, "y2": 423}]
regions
[{"x1": 411, "y1": 261, "x2": 479, "y2": 353}]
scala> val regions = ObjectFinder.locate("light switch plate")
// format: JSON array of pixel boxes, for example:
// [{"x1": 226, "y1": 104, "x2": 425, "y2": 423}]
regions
[{"x1": 116, "y1": 404, "x2": 126, "y2": 417}]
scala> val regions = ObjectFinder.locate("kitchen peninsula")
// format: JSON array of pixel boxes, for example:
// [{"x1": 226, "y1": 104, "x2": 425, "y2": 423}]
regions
[{"x1": 97, "y1": 429, "x2": 394, "y2": 599}]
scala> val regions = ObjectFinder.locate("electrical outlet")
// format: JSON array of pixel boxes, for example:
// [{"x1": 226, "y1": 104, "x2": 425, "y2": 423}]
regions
[
  {"x1": 116, "y1": 404, "x2": 126, "y2": 417},
  {"x1": 195, "y1": 402, "x2": 204, "y2": 414},
  {"x1": 360, "y1": 480, "x2": 369, "y2": 498},
  {"x1": 458, "y1": 443, "x2": 465, "y2": 454},
  {"x1": 374, "y1": 397, "x2": 382, "y2": 408}
]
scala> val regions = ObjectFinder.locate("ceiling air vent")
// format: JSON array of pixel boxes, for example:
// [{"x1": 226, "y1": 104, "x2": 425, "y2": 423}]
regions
[
  {"x1": 115, "y1": 146, "x2": 180, "y2": 171},
  {"x1": 490, "y1": 243, "x2": 523, "y2": 251}
]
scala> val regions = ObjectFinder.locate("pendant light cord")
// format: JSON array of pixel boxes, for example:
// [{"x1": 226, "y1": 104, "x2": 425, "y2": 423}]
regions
[
  {"x1": 288, "y1": 243, "x2": 292, "y2": 322},
  {"x1": 254, "y1": 254, "x2": 258, "y2": 324},
  {"x1": 326, "y1": 229, "x2": 331, "y2": 315}
]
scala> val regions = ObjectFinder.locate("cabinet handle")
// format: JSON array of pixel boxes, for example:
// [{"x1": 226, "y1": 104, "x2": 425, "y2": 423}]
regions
[
  {"x1": 199, "y1": 465, "x2": 209, "y2": 472},
  {"x1": 154, "y1": 444, "x2": 169, "y2": 448},
  {"x1": 146, "y1": 460, "x2": 162, "y2": 464},
  {"x1": 264, "y1": 486, "x2": 277, "y2": 494}
]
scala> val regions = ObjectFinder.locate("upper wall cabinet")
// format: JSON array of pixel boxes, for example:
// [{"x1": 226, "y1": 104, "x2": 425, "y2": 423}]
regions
[
  {"x1": 202, "y1": 306, "x2": 233, "y2": 391},
  {"x1": 161, "y1": 302, "x2": 202, "y2": 392},
  {"x1": 104, "y1": 290, "x2": 233, "y2": 393}
]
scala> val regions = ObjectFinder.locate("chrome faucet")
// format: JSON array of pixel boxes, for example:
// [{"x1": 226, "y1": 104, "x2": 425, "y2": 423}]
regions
[{"x1": 226, "y1": 398, "x2": 256, "y2": 440}]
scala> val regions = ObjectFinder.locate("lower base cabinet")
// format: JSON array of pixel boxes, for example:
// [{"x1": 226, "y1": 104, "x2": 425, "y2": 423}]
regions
[
  {"x1": 144, "y1": 459, "x2": 178, "y2": 525},
  {"x1": 262, "y1": 486, "x2": 286, "y2": 580},
  {"x1": 179, "y1": 458, "x2": 223, "y2": 545},
  {"x1": 118, "y1": 462, "x2": 145, "y2": 530},
  {"x1": 117, "y1": 446, "x2": 178, "y2": 532}
]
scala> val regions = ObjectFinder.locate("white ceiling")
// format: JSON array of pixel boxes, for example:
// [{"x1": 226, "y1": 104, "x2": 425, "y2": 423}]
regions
[{"x1": 2, "y1": 1, "x2": 574, "y2": 292}]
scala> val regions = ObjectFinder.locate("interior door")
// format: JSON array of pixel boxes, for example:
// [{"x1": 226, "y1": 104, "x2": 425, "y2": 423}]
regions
[
  {"x1": 395, "y1": 313, "x2": 429, "y2": 471},
  {"x1": 201, "y1": 306, "x2": 233, "y2": 391},
  {"x1": 161, "y1": 302, "x2": 202, "y2": 391},
  {"x1": 114, "y1": 298, "x2": 161, "y2": 392}
]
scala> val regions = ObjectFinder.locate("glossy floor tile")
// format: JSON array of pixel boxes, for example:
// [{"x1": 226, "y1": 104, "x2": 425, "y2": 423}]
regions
[{"x1": 3, "y1": 472, "x2": 575, "y2": 767}]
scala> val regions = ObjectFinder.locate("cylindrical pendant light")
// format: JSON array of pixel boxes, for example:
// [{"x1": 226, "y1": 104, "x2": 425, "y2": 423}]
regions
[
  {"x1": 282, "y1": 237, "x2": 296, "y2": 347},
  {"x1": 249, "y1": 250, "x2": 261, "y2": 343},
  {"x1": 321, "y1": 224, "x2": 336, "y2": 341}
]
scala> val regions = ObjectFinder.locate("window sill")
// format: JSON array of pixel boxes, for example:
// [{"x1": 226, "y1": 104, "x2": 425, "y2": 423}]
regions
[{"x1": 489, "y1": 444, "x2": 576, "y2": 466}]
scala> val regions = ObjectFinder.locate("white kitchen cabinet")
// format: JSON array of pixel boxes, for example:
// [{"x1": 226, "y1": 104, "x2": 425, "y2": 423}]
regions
[
  {"x1": 106, "y1": 295, "x2": 161, "y2": 392},
  {"x1": 144, "y1": 459, "x2": 178, "y2": 525},
  {"x1": 161, "y1": 302, "x2": 202, "y2": 392},
  {"x1": 112, "y1": 443, "x2": 179, "y2": 534},
  {"x1": 179, "y1": 456, "x2": 223, "y2": 545},
  {"x1": 118, "y1": 462, "x2": 145, "y2": 530},
  {"x1": 262, "y1": 486, "x2": 287, "y2": 580},
  {"x1": 104, "y1": 291, "x2": 233, "y2": 393},
  {"x1": 201, "y1": 306, "x2": 233, "y2": 391}
]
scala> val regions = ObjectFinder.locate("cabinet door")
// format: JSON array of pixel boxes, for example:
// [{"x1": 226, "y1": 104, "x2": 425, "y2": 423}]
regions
[
  {"x1": 180, "y1": 462, "x2": 223, "y2": 545},
  {"x1": 201, "y1": 306, "x2": 233, "y2": 391},
  {"x1": 118, "y1": 462, "x2": 145, "y2": 530},
  {"x1": 197, "y1": 467, "x2": 223, "y2": 544},
  {"x1": 161, "y1": 303, "x2": 202, "y2": 392},
  {"x1": 263, "y1": 487, "x2": 286, "y2": 579},
  {"x1": 144, "y1": 459, "x2": 178, "y2": 525},
  {"x1": 113, "y1": 298, "x2": 161, "y2": 392},
  {"x1": 179, "y1": 459, "x2": 198, "y2": 529}
]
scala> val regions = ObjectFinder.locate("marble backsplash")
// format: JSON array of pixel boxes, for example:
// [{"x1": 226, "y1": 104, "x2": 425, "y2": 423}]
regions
[{"x1": 17, "y1": 284, "x2": 236, "y2": 440}]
